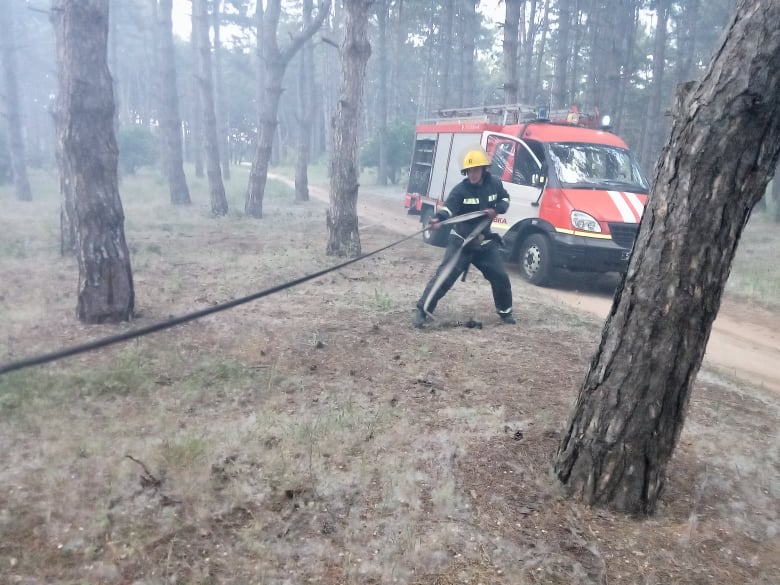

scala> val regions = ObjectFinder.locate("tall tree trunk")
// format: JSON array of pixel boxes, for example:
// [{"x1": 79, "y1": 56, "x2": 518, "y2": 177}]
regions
[
  {"x1": 389, "y1": 0, "x2": 404, "y2": 117},
  {"x1": 376, "y1": 0, "x2": 388, "y2": 186},
  {"x1": 641, "y1": 0, "x2": 671, "y2": 172},
  {"x1": 503, "y1": 0, "x2": 521, "y2": 104},
  {"x1": 553, "y1": 0, "x2": 780, "y2": 515},
  {"x1": 459, "y1": 0, "x2": 477, "y2": 107},
  {"x1": 600, "y1": 0, "x2": 623, "y2": 119},
  {"x1": 676, "y1": 0, "x2": 700, "y2": 83},
  {"x1": 58, "y1": 148, "x2": 77, "y2": 255},
  {"x1": 295, "y1": 0, "x2": 314, "y2": 201},
  {"x1": 521, "y1": 0, "x2": 539, "y2": 102},
  {"x1": 772, "y1": 164, "x2": 780, "y2": 223},
  {"x1": 327, "y1": 0, "x2": 371, "y2": 257},
  {"x1": 553, "y1": 0, "x2": 571, "y2": 108},
  {"x1": 211, "y1": 0, "x2": 230, "y2": 180},
  {"x1": 532, "y1": 0, "x2": 551, "y2": 105},
  {"x1": 613, "y1": 2, "x2": 639, "y2": 135},
  {"x1": 438, "y1": 0, "x2": 455, "y2": 108},
  {"x1": 585, "y1": 0, "x2": 602, "y2": 108},
  {"x1": 245, "y1": 0, "x2": 330, "y2": 218},
  {"x1": 108, "y1": 0, "x2": 120, "y2": 132},
  {"x1": 0, "y1": 1, "x2": 33, "y2": 201},
  {"x1": 52, "y1": 0, "x2": 135, "y2": 324},
  {"x1": 194, "y1": 0, "x2": 228, "y2": 216},
  {"x1": 190, "y1": 6, "x2": 204, "y2": 178},
  {"x1": 156, "y1": 0, "x2": 191, "y2": 204}
]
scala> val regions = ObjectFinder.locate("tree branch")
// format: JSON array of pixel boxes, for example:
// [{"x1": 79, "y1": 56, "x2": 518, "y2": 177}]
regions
[{"x1": 280, "y1": 0, "x2": 332, "y2": 64}]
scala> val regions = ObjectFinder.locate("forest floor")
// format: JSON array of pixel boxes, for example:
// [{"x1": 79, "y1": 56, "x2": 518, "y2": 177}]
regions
[{"x1": 1, "y1": 167, "x2": 779, "y2": 585}]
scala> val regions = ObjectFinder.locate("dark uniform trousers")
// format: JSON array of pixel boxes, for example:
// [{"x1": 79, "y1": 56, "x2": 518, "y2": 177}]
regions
[{"x1": 417, "y1": 236, "x2": 513, "y2": 314}]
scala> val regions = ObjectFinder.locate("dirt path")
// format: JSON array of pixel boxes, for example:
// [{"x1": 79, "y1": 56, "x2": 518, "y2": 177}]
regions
[{"x1": 273, "y1": 174, "x2": 780, "y2": 394}]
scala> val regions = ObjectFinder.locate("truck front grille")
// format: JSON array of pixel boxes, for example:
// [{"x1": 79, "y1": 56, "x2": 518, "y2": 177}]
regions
[{"x1": 607, "y1": 222, "x2": 638, "y2": 249}]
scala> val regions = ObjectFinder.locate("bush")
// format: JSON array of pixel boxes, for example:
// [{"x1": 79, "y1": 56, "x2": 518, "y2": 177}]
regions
[
  {"x1": 360, "y1": 122, "x2": 414, "y2": 184},
  {"x1": 0, "y1": 131, "x2": 12, "y2": 185},
  {"x1": 118, "y1": 125, "x2": 159, "y2": 175}
]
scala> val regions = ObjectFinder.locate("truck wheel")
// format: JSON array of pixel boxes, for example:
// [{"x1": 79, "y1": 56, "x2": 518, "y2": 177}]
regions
[
  {"x1": 421, "y1": 207, "x2": 435, "y2": 244},
  {"x1": 519, "y1": 234, "x2": 553, "y2": 286}
]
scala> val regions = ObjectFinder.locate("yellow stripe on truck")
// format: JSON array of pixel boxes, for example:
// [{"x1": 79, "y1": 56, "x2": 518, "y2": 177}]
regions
[{"x1": 555, "y1": 227, "x2": 613, "y2": 239}]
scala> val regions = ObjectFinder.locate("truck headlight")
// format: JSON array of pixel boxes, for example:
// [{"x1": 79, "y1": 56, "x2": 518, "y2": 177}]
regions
[{"x1": 571, "y1": 210, "x2": 601, "y2": 233}]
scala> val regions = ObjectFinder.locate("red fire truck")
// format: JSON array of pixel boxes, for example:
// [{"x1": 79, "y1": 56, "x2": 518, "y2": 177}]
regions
[{"x1": 403, "y1": 104, "x2": 649, "y2": 285}]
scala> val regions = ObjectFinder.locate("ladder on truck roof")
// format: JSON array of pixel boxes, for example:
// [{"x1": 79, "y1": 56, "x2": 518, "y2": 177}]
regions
[{"x1": 421, "y1": 103, "x2": 580, "y2": 126}]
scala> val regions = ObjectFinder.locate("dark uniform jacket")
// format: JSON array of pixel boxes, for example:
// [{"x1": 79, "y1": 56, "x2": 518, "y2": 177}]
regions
[{"x1": 435, "y1": 171, "x2": 510, "y2": 241}]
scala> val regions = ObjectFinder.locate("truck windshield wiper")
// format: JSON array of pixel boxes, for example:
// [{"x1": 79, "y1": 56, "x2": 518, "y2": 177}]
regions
[
  {"x1": 601, "y1": 179, "x2": 648, "y2": 193},
  {"x1": 563, "y1": 182, "x2": 603, "y2": 190}
]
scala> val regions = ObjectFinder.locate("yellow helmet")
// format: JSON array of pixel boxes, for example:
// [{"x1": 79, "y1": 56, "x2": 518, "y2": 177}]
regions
[{"x1": 461, "y1": 149, "x2": 491, "y2": 173}]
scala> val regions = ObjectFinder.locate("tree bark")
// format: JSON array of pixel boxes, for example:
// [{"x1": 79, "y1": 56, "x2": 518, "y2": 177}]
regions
[
  {"x1": 52, "y1": 0, "x2": 135, "y2": 324},
  {"x1": 438, "y1": 0, "x2": 455, "y2": 109},
  {"x1": 376, "y1": 0, "x2": 388, "y2": 186},
  {"x1": 532, "y1": 0, "x2": 551, "y2": 105},
  {"x1": 327, "y1": 0, "x2": 371, "y2": 257},
  {"x1": 641, "y1": 0, "x2": 671, "y2": 172},
  {"x1": 156, "y1": 0, "x2": 191, "y2": 205},
  {"x1": 245, "y1": 0, "x2": 330, "y2": 218},
  {"x1": 212, "y1": 0, "x2": 231, "y2": 180},
  {"x1": 193, "y1": 0, "x2": 228, "y2": 216},
  {"x1": 553, "y1": 0, "x2": 571, "y2": 108},
  {"x1": 295, "y1": 0, "x2": 315, "y2": 202},
  {"x1": 675, "y1": 0, "x2": 700, "y2": 84},
  {"x1": 521, "y1": 0, "x2": 538, "y2": 103},
  {"x1": 189, "y1": 5, "x2": 204, "y2": 178},
  {"x1": 0, "y1": 1, "x2": 33, "y2": 201},
  {"x1": 503, "y1": 0, "x2": 521, "y2": 105},
  {"x1": 772, "y1": 163, "x2": 780, "y2": 223},
  {"x1": 553, "y1": 0, "x2": 780, "y2": 515},
  {"x1": 459, "y1": 0, "x2": 477, "y2": 107}
]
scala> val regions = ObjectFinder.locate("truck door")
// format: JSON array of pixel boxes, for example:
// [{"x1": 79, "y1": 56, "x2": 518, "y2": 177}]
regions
[{"x1": 481, "y1": 132, "x2": 544, "y2": 228}]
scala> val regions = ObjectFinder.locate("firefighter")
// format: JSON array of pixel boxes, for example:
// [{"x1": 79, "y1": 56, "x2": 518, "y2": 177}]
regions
[{"x1": 414, "y1": 149, "x2": 516, "y2": 327}]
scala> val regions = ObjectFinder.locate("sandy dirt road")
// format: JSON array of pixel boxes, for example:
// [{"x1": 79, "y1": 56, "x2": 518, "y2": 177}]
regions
[{"x1": 275, "y1": 175, "x2": 780, "y2": 394}]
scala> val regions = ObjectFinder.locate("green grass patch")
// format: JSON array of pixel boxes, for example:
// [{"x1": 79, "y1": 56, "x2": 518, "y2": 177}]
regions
[{"x1": 727, "y1": 212, "x2": 780, "y2": 308}]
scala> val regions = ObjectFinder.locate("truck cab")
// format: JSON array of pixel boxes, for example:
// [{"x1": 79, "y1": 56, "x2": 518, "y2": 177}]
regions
[{"x1": 404, "y1": 104, "x2": 649, "y2": 285}]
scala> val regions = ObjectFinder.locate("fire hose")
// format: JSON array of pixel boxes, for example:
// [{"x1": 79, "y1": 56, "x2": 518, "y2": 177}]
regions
[
  {"x1": 421, "y1": 210, "x2": 494, "y2": 318},
  {"x1": 0, "y1": 211, "x2": 492, "y2": 375}
]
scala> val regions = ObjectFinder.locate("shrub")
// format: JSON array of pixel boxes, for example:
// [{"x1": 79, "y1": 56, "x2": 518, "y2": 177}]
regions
[
  {"x1": 0, "y1": 131, "x2": 12, "y2": 185},
  {"x1": 360, "y1": 122, "x2": 414, "y2": 184},
  {"x1": 118, "y1": 125, "x2": 159, "y2": 175}
]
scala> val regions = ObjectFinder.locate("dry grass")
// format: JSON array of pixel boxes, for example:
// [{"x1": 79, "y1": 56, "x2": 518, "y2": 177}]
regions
[{"x1": 1, "y1": 166, "x2": 779, "y2": 584}]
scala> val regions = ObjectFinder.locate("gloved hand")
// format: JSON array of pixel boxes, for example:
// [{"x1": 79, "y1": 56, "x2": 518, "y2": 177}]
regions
[
  {"x1": 428, "y1": 210, "x2": 448, "y2": 230},
  {"x1": 484, "y1": 208, "x2": 497, "y2": 219}
]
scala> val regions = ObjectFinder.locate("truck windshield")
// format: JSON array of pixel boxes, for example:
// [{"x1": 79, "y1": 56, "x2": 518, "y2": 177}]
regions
[{"x1": 547, "y1": 142, "x2": 649, "y2": 193}]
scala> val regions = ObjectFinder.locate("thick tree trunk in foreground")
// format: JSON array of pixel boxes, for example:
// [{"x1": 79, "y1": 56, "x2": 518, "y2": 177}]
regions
[
  {"x1": 52, "y1": 0, "x2": 134, "y2": 323},
  {"x1": 326, "y1": 0, "x2": 371, "y2": 257},
  {"x1": 553, "y1": 0, "x2": 780, "y2": 515},
  {"x1": 194, "y1": 0, "x2": 228, "y2": 216},
  {"x1": 0, "y1": 2, "x2": 33, "y2": 202},
  {"x1": 156, "y1": 0, "x2": 191, "y2": 205},
  {"x1": 773, "y1": 169, "x2": 780, "y2": 222}
]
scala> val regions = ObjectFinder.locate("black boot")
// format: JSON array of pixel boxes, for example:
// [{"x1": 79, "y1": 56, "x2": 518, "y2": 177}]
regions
[
  {"x1": 414, "y1": 307, "x2": 429, "y2": 328},
  {"x1": 499, "y1": 311, "x2": 516, "y2": 325}
]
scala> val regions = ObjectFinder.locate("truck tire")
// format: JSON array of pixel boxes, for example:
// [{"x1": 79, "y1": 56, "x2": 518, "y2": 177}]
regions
[
  {"x1": 519, "y1": 233, "x2": 553, "y2": 286},
  {"x1": 421, "y1": 207, "x2": 435, "y2": 244},
  {"x1": 421, "y1": 207, "x2": 449, "y2": 247}
]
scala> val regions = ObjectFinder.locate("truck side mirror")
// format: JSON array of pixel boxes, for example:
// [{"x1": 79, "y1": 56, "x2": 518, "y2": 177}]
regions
[{"x1": 532, "y1": 162, "x2": 548, "y2": 187}]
